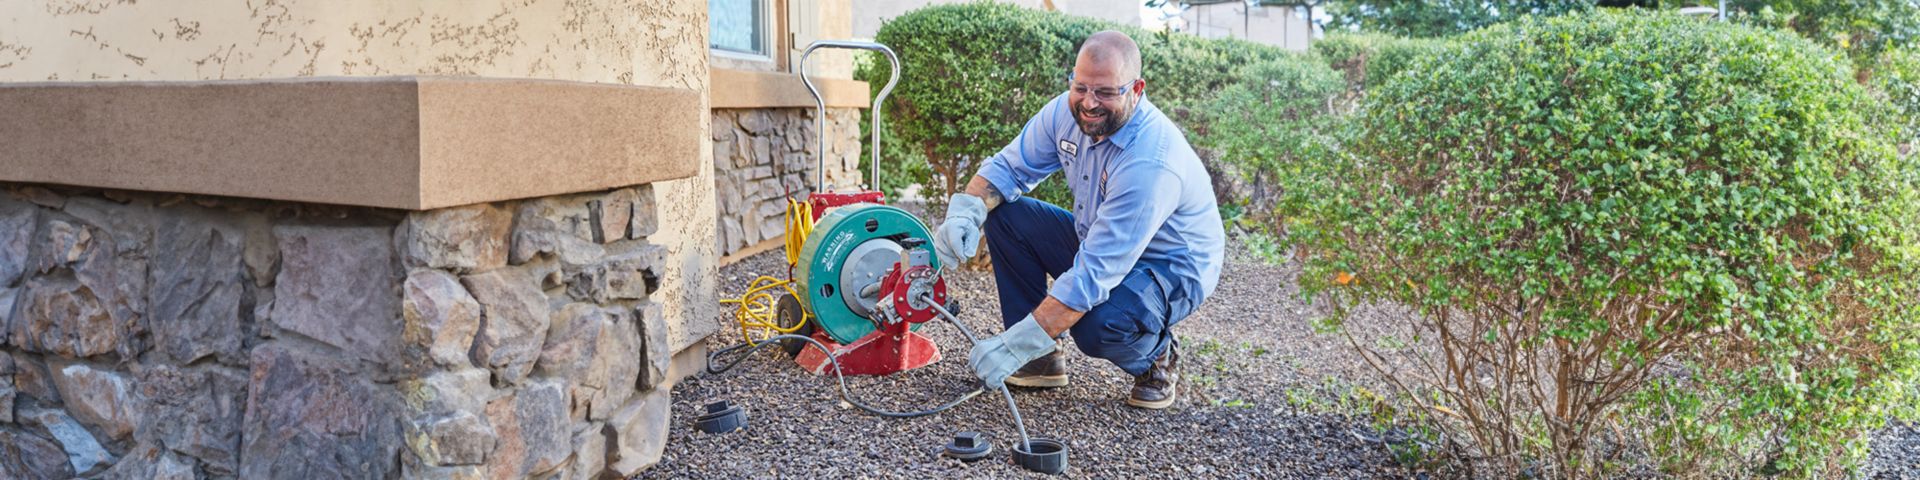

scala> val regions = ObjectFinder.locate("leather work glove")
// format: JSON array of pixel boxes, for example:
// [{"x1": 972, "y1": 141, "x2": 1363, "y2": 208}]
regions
[
  {"x1": 968, "y1": 315, "x2": 1057, "y2": 389},
  {"x1": 932, "y1": 192, "x2": 988, "y2": 269}
]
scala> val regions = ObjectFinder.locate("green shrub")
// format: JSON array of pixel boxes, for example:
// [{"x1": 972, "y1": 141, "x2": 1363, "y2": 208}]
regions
[
  {"x1": 1282, "y1": 10, "x2": 1920, "y2": 478},
  {"x1": 1196, "y1": 55, "x2": 1346, "y2": 225},
  {"x1": 854, "y1": 2, "x2": 1292, "y2": 207},
  {"x1": 1876, "y1": 45, "x2": 1920, "y2": 149},
  {"x1": 1310, "y1": 33, "x2": 1447, "y2": 95}
]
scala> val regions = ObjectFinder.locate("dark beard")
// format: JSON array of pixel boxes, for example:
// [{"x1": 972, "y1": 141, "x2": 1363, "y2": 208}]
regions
[{"x1": 1071, "y1": 100, "x2": 1130, "y2": 138}]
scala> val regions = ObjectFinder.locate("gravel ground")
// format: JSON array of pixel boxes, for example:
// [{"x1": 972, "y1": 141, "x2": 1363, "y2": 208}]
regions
[
  {"x1": 647, "y1": 210, "x2": 1920, "y2": 479},
  {"x1": 1865, "y1": 421, "x2": 1920, "y2": 479},
  {"x1": 646, "y1": 231, "x2": 1413, "y2": 478}
]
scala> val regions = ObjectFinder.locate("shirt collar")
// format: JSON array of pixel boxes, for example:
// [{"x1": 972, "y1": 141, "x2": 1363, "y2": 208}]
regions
[{"x1": 1105, "y1": 95, "x2": 1154, "y2": 150}]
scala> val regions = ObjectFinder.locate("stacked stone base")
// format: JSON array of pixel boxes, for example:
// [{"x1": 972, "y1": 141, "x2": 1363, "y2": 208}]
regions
[
  {"x1": 712, "y1": 107, "x2": 864, "y2": 257},
  {"x1": 1, "y1": 182, "x2": 678, "y2": 479}
]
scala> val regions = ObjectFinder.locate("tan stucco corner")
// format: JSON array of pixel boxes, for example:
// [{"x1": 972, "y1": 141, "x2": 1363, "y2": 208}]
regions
[{"x1": 0, "y1": 76, "x2": 703, "y2": 211}]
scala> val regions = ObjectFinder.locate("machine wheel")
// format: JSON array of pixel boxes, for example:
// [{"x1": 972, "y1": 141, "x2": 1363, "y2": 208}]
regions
[{"x1": 774, "y1": 293, "x2": 814, "y2": 358}]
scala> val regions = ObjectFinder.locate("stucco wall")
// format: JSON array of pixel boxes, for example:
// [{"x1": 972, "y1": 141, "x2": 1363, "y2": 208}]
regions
[{"x1": 0, "y1": 0, "x2": 720, "y2": 353}]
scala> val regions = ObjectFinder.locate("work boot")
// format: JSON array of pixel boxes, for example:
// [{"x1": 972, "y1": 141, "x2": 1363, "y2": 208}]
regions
[
  {"x1": 1005, "y1": 350, "x2": 1068, "y2": 388},
  {"x1": 1126, "y1": 343, "x2": 1179, "y2": 409}
]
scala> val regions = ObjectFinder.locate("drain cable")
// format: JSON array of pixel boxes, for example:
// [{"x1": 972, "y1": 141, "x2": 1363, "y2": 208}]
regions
[
  {"x1": 702, "y1": 295, "x2": 1035, "y2": 450},
  {"x1": 705, "y1": 333, "x2": 985, "y2": 418}
]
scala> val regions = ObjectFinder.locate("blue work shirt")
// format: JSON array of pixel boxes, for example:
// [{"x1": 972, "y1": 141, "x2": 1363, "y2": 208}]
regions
[{"x1": 976, "y1": 93, "x2": 1225, "y2": 313}]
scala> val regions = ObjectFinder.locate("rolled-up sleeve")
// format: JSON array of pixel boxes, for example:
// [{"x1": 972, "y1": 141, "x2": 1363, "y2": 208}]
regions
[
  {"x1": 1048, "y1": 162, "x2": 1182, "y2": 311},
  {"x1": 975, "y1": 96, "x2": 1067, "y2": 202}
]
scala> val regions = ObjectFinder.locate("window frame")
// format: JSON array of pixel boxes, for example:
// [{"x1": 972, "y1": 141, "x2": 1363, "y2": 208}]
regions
[{"x1": 709, "y1": 0, "x2": 787, "y2": 71}]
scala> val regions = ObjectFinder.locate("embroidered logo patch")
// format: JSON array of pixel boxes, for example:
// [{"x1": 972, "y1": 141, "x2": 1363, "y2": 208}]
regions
[{"x1": 1058, "y1": 139, "x2": 1078, "y2": 157}]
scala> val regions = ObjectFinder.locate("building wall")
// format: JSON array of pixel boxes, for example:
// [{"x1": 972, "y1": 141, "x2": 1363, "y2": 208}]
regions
[
  {"x1": 0, "y1": 1, "x2": 721, "y2": 477},
  {"x1": 0, "y1": 0, "x2": 720, "y2": 355},
  {"x1": 713, "y1": 107, "x2": 865, "y2": 258},
  {"x1": 710, "y1": 0, "x2": 868, "y2": 260},
  {"x1": 851, "y1": 0, "x2": 1143, "y2": 39},
  {"x1": 1175, "y1": 3, "x2": 1313, "y2": 52}
]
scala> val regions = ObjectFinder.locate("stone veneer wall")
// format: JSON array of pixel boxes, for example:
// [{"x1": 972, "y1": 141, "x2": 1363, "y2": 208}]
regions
[
  {"x1": 0, "y1": 182, "x2": 677, "y2": 479},
  {"x1": 712, "y1": 107, "x2": 865, "y2": 258},
  {"x1": 0, "y1": 0, "x2": 724, "y2": 394}
]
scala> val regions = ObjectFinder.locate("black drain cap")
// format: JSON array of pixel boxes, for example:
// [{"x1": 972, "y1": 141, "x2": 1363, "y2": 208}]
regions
[
  {"x1": 942, "y1": 431, "x2": 992, "y2": 461},
  {"x1": 695, "y1": 400, "x2": 748, "y2": 434}
]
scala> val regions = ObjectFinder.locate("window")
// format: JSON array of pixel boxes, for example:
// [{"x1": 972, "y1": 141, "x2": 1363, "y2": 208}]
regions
[{"x1": 710, "y1": 0, "x2": 770, "y2": 58}]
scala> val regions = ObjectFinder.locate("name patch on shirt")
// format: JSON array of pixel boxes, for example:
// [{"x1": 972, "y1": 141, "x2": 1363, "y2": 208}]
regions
[{"x1": 1058, "y1": 139, "x2": 1078, "y2": 157}]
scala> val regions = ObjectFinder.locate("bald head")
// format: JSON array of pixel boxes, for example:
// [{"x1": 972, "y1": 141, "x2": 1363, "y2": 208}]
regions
[{"x1": 1077, "y1": 31, "x2": 1142, "y2": 81}]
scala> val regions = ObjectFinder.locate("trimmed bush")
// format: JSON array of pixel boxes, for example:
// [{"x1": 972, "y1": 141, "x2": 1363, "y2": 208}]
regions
[
  {"x1": 1281, "y1": 10, "x2": 1920, "y2": 478},
  {"x1": 855, "y1": 2, "x2": 1293, "y2": 207},
  {"x1": 1196, "y1": 56, "x2": 1346, "y2": 226},
  {"x1": 1310, "y1": 33, "x2": 1447, "y2": 96},
  {"x1": 1877, "y1": 45, "x2": 1920, "y2": 150}
]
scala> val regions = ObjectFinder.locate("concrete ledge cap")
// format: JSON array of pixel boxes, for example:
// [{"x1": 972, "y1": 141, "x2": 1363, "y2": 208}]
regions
[
  {"x1": 710, "y1": 68, "x2": 870, "y2": 109},
  {"x1": 0, "y1": 76, "x2": 703, "y2": 210}
]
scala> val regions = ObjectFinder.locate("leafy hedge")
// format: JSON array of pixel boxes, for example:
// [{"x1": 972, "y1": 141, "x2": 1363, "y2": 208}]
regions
[
  {"x1": 1877, "y1": 45, "x2": 1920, "y2": 149},
  {"x1": 1195, "y1": 56, "x2": 1346, "y2": 228},
  {"x1": 1309, "y1": 33, "x2": 1447, "y2": 96},
  {"x1": 1280, "y1": 10, "x2": 1920, "y2": 478},
  {"x1": 855, "y1": 2, "x2": 1299, "y2": 207}
]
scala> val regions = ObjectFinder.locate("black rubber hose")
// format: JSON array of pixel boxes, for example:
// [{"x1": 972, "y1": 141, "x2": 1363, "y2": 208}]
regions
[{"x1": 704, "y1": 333, "x2": 986, "y2": 418}]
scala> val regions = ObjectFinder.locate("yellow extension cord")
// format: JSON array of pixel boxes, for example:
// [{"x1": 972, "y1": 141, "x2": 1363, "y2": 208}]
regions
[{"x1": 718, "y1": 198, "x2": 816, "y2": 347}]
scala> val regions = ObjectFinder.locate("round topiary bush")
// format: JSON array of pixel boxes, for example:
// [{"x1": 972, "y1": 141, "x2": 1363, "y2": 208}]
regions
[
  {"x1": 1281, "y1": 10, "x2": 1920, "y2": 478},
  {"x1": 856, "y1": 2, "x2": 1292, "y2": 208}
]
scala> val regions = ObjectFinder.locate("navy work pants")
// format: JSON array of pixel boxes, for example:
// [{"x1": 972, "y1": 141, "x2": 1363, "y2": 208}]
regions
[{"x1": 983, "y1": 197, "x2": 1194, "y2": 376}]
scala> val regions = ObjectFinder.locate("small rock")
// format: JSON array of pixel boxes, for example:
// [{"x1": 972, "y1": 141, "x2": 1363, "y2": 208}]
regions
[
  {"x1": 269, "y1": 225, "x2": 403, "y2": 364},
  {"x1": 9, "y1": 275, "x2": 118, "y2": 358},
  {"x1": 510, "y1": 195, "x2": 604, "y2": 265},
  {"x1": 239, "y1": 345, "x2": 402, "y2": 479},
  {"x1": 589, "y1": 308, "x2": 643, "y2": 421},
  {"x1": 148, "y1": 207, "x2": 247, "y2": 365},
  {"x1": 8, "y1": 352, "x2": 59, "y2": 405},
  {"x1": 49, "y1": 363, "x2": 141, "y2": 441},
  {"x1": 139, "y1": 364, "x2": 246, "y2": 474},
  {"x1": 0, "y1": 425, "x2": 75, "y2": 478},
  {"x1": 636, "y1": 302, "x2": 671, "y2": 391},
  {"x1": 0, "y1": 201, "x2": 35, "y2": 287},
  {"x1": 404, "y1": 270, "x2": 483, "y2": 368},
  {"x1": 0, "y1": 377, "x2": 13, "y2": 425},
  {"x1": 399, "y1": 368, "x2": 494, "y2": 416},
  {"x1": 630, "y1": 185, "x2": 658, "y2": 239},
  {"x1": 10, "y1": 185, "x2": 65, "y2": 209},
  {"x1": 590, "y1": 190, "x2": 637, "y2": 244},
  {"x1": 461, "y1": 269, "x2": 552, "y2": 386},
  {"x1": 567, "y1": 421, "x2": 610, "y2": 480},
  {"x1": 241, "y1": 215, "x2": 278, "y2": 288},
  {"x1": 739, "y1": 111, "x2": 776, "y2": 135},
  {"x1": 405, "y1": 410, "x2": 497, "y2": 467},
  {"x1": 564, "y1": 244, "x2": 665, "y2": 304},
  {"x1": 22, "y1": 408, "x2": 115, "y2": 476},
  {"x1": 399, "y1": 203, "x2": 512, "y2": 273},
  {"x1": 516, "y1": 380, "x2": 572, "y2": 476},
  {"x1": 99, "y1": 444, "x2": 198, "y2": 480},
  {"x1": 607, "y1": 388, "x2": 670, "y2": 476}
]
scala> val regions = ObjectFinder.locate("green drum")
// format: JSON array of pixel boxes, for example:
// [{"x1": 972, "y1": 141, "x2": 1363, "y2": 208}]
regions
[{"x1": 795, "y1": 203, "x2": 940, "y2": 344}]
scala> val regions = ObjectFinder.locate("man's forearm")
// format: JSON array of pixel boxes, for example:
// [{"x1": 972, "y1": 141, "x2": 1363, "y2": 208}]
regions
[
  {"x1": 1033, "y1": 296, "x2": 1084, "y2": 338},
  {"x1": 964, "y1": 175, "x2": 1004, "y2": 211}
]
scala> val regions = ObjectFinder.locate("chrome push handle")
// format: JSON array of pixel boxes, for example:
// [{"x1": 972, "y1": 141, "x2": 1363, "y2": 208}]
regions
[{"x1": 799, "y1": 40, "x2": 899, "y2": 194}]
